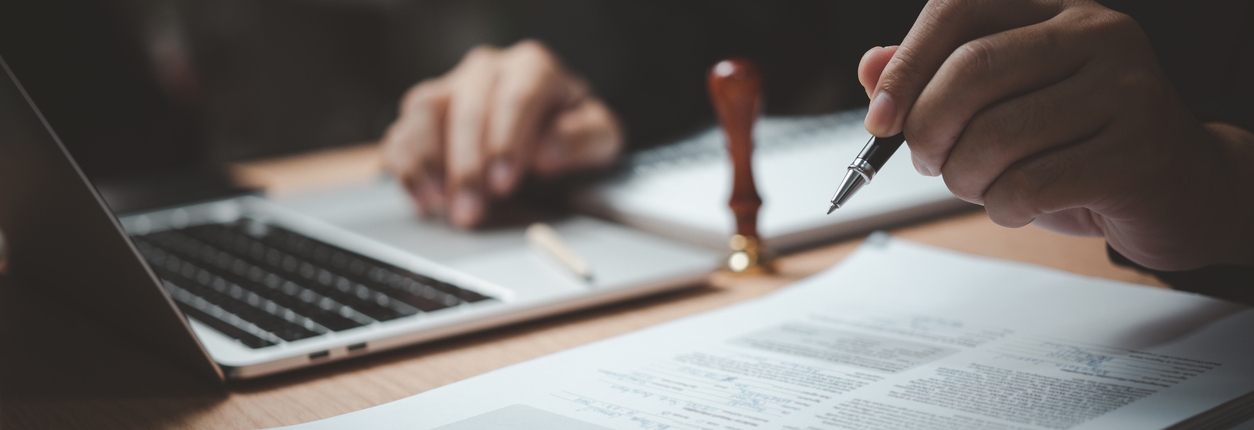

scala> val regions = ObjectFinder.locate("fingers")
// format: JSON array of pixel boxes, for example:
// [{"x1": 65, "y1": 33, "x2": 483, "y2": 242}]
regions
[
  {"x1": 936, "y1": 27, "x2": 1121, "y2": 203},
  {"x1": 384, "y1": 39, "x2": 623, "y2": 228},
  {"x1": 485, "y1": 41, "x2": 572, "y2": 196},
  {"x1": 444, "y1": 46, "x2": 501, "y2": 227},
  {"x1": 981, "y1": 130, "x2": 1126, "y2": 229},
  {"x1": 382, "y1": 80, "x2": 451, "y2": 216},
  {"x1": 866, "y1": 0, "x2": 1064, "y2": 137},
  {"x1": 910, "y1": 10, "x2": 1104, "y2": 177},
  {"x1": 858, "y1": 46, "x2": 897, "y2": 99}
]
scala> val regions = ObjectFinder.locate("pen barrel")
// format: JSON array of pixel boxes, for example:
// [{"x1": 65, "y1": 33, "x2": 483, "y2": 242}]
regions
[
  {"x1": 708, "y1": 58, "x2": 763, "y2": 238},
  {"x1": 857, "y1": 133, "x2": 906, "y2": 175}
]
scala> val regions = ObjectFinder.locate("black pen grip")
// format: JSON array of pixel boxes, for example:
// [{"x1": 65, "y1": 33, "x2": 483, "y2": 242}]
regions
[{"x1": 857, "y1": 133, "x2": 906, "y2": 172}]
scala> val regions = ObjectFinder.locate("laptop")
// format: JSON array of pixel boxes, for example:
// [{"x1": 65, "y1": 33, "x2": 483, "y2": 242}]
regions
[
  {"x1": 574, "y1": 110, "x2": 976, "y2": 252},
  {"x1": 0, "y1": 56, "x2": 718, "y2": 381}
]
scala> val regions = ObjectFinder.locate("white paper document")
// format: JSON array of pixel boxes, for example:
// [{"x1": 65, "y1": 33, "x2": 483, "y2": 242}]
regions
[{"x1": 279, "y1": 236, "x2": 1254, "y2": 430}]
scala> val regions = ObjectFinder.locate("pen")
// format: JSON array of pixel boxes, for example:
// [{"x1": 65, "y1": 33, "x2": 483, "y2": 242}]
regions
[
  {"x1": 525, "y1": 222, "x2": 594, "y2": 282},
  {"x1": 827, "y1": 133, "x2": 906, "y2": 214}
]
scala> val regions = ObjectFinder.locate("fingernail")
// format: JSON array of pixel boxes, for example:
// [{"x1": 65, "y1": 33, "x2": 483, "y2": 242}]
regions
[
  {"x1": 865, "y1": 91, "x2": 897, "y2": 136},
  {"x1": 488, "y1": 159, "x2": 516, "y2": 196},
  {"x1": 450, "y1": 189, "x2": 484, "y2": 227}
]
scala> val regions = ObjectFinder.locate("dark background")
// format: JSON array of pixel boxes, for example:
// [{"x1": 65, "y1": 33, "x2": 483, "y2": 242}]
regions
[
  {"x1": 0, "y1": 0, "x2": 922, "y2": 181},
  {"x1": 0, "y1": 0, "x2": 1249, "y2": 183}
]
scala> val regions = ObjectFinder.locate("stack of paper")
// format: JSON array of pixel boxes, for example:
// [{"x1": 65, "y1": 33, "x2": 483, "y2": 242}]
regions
[
  {"x1": 279, "y1": 235, "x2": 1254, "y2": 430},
  {"x1": 574, "y1": 110, "x2": 972, "y2": 251}
]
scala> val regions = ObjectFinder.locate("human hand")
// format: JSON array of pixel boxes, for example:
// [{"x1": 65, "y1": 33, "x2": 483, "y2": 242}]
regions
[
  {"x1": 382, "y1": 40, "x2": 623, "y2": 228},
  {"x1": 857, "y1": 0, "x2": 1254, "y2": 270}
]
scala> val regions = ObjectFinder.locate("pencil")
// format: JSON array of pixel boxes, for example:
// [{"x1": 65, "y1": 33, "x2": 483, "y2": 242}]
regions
[{"x1": 526, "y1": 222, "x2": 594, "y2": 282}]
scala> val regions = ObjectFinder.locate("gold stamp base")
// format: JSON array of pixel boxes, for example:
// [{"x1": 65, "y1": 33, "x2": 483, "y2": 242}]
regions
[{"x1": 724, "y1": 234, "x2": 774, "y2": 275}]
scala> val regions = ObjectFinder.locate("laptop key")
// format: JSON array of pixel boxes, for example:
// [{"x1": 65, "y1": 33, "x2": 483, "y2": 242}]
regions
[
  {"x1": 144, "y1": 220, "x2": 494, "y2": 341},
  {"x1": 416, "y1": 275, "x2": 491, "y2": 303},
  {"x1": 185, "y1": 225, "x2": 423, "y2": 320},
  {"x1": 149, "y1": 232, "x2": 374, "y2": 329},
  {"x1": 161, "y1": 280, "x2": 278, "y2": 348},
  {"x1": 141, "y1": 254, "x2": 326, "y2": 342},
  {"x1": 250, "y1": 225, "x2": 493, "y2": 307},
  {"x1": 138, "y1": 239, "x2": 343, "y2": 340}
]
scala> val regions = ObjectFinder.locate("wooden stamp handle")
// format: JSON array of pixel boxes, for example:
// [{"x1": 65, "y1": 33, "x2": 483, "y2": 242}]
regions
[{"x1": 707, "y1": 58, "x2": 763, "y2": 238}]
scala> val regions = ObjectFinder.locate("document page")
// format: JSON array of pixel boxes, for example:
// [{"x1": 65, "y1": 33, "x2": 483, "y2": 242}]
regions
[{"x1": 279, "y1": 236, "x2": 1254, "y2": 430}]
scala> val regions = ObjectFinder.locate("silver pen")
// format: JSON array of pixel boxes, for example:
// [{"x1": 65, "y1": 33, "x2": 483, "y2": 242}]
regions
[{"x1": 827, "y1": 133, "x2": 906, "y2": 213}]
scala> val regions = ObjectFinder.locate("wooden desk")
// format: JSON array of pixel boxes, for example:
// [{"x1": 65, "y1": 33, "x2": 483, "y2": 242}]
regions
[{"x1": 0, "y1": 146, "x2": 1165, "y2": 430}]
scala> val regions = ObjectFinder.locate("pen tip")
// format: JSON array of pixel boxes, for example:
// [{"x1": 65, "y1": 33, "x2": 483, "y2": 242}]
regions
[{"x1": 826, "y1": 203, "x2": 838, "y2": 215}]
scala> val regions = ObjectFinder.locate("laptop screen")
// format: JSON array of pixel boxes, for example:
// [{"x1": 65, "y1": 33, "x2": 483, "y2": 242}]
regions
[{"x1": 0, "y1": 1, "x2": 199, "y2": 181}]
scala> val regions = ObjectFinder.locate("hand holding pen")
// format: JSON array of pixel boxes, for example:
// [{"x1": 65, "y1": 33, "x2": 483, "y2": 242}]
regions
[{"x1": 830, "y1": 0, "x2": 1254, "y2": 271}]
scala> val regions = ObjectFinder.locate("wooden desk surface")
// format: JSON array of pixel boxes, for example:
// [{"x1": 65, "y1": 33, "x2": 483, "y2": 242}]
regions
[{"x1": 0, "y1": 145, "x2": 1165, "y2": 430}]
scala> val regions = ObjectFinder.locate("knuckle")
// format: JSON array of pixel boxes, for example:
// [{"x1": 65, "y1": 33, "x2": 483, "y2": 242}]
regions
[
  {"x1": 922, "y1": 0, "x2": 988, "y2": 24},
  {"x1": 511, "y1": 39, "x2": 555, "y2": 61},
  {"x1": 518, "y1": 49, "x2": 563, "y2": 82},
  {"x1": 1086, "y1": 8, "x2": 1152, "y2": 52},
  {"x1": 506, "y1": 40, "x2": 564, "y2": 82},
  {"x1": 876, "y1": 46, "x2": 921, "y2": 96},
  {"x1": 400, "y1": 82, "x2": 438, "y2": 112},
  {"x1": 499, "y1": 61, "x2": 565, "y2": 109},
  {"x1": 1090, "y1": 8, "x2": 1138, "y2": 36},
  {"x1": 465, "y1": 44, "x2": 500, "y2": 60},
  {"x1": 923, "y1": 0, "x2": 966, "y2": 20},
  {"x1": 950, "y1": 40, "x2": 996, "y2": 79},
  {"x1": 453, "y1": 45, "x2": 502, "y2": 72}
]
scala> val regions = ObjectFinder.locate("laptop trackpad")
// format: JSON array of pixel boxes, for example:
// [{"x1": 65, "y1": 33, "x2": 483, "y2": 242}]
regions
[
  {"x1": 272, "y1": 179, "x2": 529, "y2": 262},
  {"x1": 270, "y1": 179, "x2": 717, "y2": 295}
]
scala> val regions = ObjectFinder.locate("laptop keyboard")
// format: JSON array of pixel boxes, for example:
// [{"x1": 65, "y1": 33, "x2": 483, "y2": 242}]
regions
[{"x1": 130, "y1": 220, "x2": 493, "y2": 349}]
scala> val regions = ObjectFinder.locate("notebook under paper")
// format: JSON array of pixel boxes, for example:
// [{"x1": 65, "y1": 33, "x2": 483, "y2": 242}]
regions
[{"x1": 574, "y1": 109, "x2": 976, "y2": 252}]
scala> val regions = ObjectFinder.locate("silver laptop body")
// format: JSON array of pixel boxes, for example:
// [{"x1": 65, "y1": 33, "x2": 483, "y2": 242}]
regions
[{"x1": 0, "y1": 55, "x2": 717, "y2": 381}]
